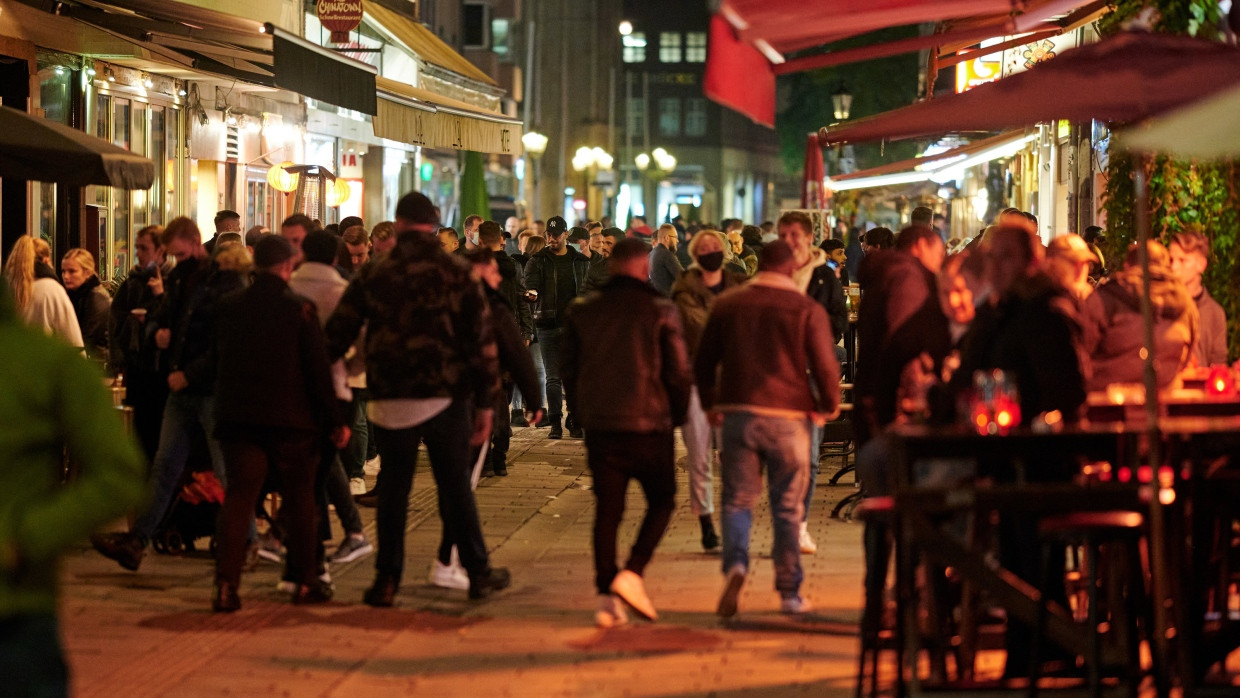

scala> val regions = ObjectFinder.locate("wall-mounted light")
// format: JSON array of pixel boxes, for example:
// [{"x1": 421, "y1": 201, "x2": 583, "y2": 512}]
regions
[
  {"x1": 224, "y1": 108, "x2": 238, "y2": 126},
  {"x1": 105, "y1": 67, "x2": 116, "y2": 83},
  {"x1": 85, "y1": 67, "x2": 96, "y2": 78},
  {"x1": 142, "y1": 74, "x2": 154, "y2": 88}
]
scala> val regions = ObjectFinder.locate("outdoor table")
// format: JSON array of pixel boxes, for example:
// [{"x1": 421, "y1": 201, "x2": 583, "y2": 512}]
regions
[{"x1": 1086, "y1": 388, "x2": 1240, "y2": 423}]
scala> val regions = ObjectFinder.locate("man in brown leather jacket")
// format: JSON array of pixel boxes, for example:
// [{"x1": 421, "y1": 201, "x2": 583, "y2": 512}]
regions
[{"x1": 562, "y1": 238, "x2": 693, "y2": 628}]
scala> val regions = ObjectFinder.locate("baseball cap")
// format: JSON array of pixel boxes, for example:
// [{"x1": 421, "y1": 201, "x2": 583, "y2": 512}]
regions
[
  {"x1": 545, "y1": 216, "x2": 568, "y2": 236},
  {"x1": 1046, "y1": 234, "x2": 1100, "y2": 264},
  {"x1": 567, "y1": 226, "x2": 590, "y2": 242}
]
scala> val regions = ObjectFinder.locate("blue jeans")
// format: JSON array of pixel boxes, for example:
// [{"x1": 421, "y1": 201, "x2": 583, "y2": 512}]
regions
[
  {"x1": 512, "y1": 341, "x2": 546, "y2": 412},
  {"x1": 805, "y1": 422, "x2": 823, "y2": 519},
  {"x1": 132, "y1": 392, "x2": 227, "y2": 543},
  {"x1": 0, "y1": 613, "x2": 68, "y2": 697},
  {"x1": 535, "y1": 326, "x2": 565, "y2": 420},
  {"x1": 719, "y1": 412, "x2": 812, "y2": 595},
  {"x1": 342, "y1": 387, "x2": 369, "y2": 480}
]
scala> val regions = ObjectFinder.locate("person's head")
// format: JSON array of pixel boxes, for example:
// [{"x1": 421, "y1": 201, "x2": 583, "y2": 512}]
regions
[
  {"x1": 760, "y1": 220, "x2": 777, "y2": 243},
  {"x1": 820, "y1": 237, "x2": 846, "y2": 267},
  {"x1": 608, "y1": 238, "x2": 651, "y2": 281},
  {"x1": 134, "y1": 225, "x2": 165, "y2": 268},
  {"x1": 1043, "y1": 233, "x2": 1098, "y2": 300},
  {"x1": 215, "y1": 232, "x2": 243, "y2": 252},
  {"x1": 543, "y1": 216, "x2": 569, "y2": 252},
  {"x1": 895, "y1": 225, "x2": 946, "y2": 274},
  {"x1": 599, "y1": 228, "x2": 621, "y2": 257},
  {"x1": 568, "y1": 226, "x2": 591, "y2": 254},
  {"x1": 3, "y1": 236, "x2": 39, "y2": 310},
  {"x1": 585, "y1": 220, "x2": 603, "y2": 233},
  {"x1": 478, "y1": 220, "x2": 504, "y2": 250},
  {"x1": 338, "y1": 216, "x2": 364, "y2": 233},
  {"x1": 253, "y1": 234, "x2": 296, "y2": 281},
  {"x1": 162, "y1": 217, "x2": 206, "y2": 261},
  {"x1": 243, "y1": 225, "x2": 269, "y2": 253},
  {"x1": 776, "y1": 211, "x2": 814, "y2": 265},
  {"x1": 31, "y1": 237, "x2": 51, "y2": 267},
  {"x1": 532, "y1": 219, "x2": 546, "y2": 235},
  {"x1": 370, "y1": 221, "x2": 396, "y2": 255},
  {"x1": 214, "y1": 209, "x2": 241, "y2": 233},
  {"x1": 394, "y1": 191, "x2": 440, "y2": 236},
  {"x1": 1082, "y1": 225, "x2": 1105, "y2": 246},
  {"x1": 504, "y1": 216, "x2": 521, "y2": 238},
  {"x1": 758, "y1": 239, "x2": 798, "y2": 277},
  {"x1": 60, "y1": 248, "x2": 97, "y2": 290},
  {"x1": 525, "y1": 235, "x2": 547, "y2": 256},
  {"x1": 688, "y1": 230, "x2": 726, "y2": 272},
  {"x1": 280, "y1": 213, "x2": 314, "y2": 264},
  {"x1": 629, "y1": 215, "x2": 646, "y2": 228},
  {"x1": 910, "y1": 206, "x2": 933, "y2": 227},
  {"x1": 462, "y1": 247, "x2": 502, "y2": 289},
  {"x1": 939, "y1": 251, "x2": 978, "y2": 327},
  {"x1": 588, "y1": 228, "x2": 605, "y2": 255},
  {"x1": 932, "y1": 213, "x2": 948, "y2": 232},
  {"x1": 214, "y1": 245, "x2": 252, "y2": 273},
  {"x1": 463, "y1": 214, "x2": 484, "y2": 244},
  {"x1": 997, "y1": 207, "x2": 1036, "y2": 235},
  {"x1": 983, "y1": 225, "x2": 1040, "y2": 299},
  {"x1": 657, "y1": 223, "x2": 678, "y2": 250},
  {"x1": 741, "y1": 225, "x2": 763, "y2": 249},
  {"x1": 1124, "y1": 239, "x2": 1172, "y2": 271},
  {"x1": 303, "y1": 230, "x2": 342, "y2": 266},
  {"x1": 437, "y1": 227, "x2": 460, "y2": 252},
  {"x1": 341, "y1": 225, "x2": 370, "y2": 268},
  {"x1": 862, "y1": 227, "x2": 895, "y2": 255},
  {"x1": 1169, "y1": 229, "x2": 1209, "y2": 290},
  {"x1": 725, "y1": 229, "x2": 745, "y2": 255}
]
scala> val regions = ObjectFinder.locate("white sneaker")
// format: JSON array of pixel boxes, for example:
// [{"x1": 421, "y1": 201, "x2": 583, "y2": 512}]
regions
[
  {"x1": 609, "y1": 570, "x2": 657, "y2": 621},
  {"x1": 717, "y1": 565, "x2": 746, "y2": 618},
  {"x1": 349, "y1": 477, "x2": 367, "y2": 496},
  {"x1": 595, "y1": 594, "x2": 629, "y2": 628},
  {"x1": 799, "y1": 521, "x2": 817, "y2": 555},
  {"x1": 363, "y1": 457, "x2": 381, "y2": 477},
  {"x1": 780, "y1": 594, "x2": 812, "y2": 615},
  {"x1": 428, "y1": 559, "x2": 470, "y2": 590}
]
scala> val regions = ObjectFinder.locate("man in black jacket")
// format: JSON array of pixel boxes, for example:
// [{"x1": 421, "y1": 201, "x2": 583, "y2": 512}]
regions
[
  {"x1": 562, "y1": 238, "x2": 693, "y2": 627},
  {"x1": 479, "y1": 220, "x2": 533, "y2": 343},
  {"x1": 209, "y1": 236, "x2": 349, "y2": 612},
  {"x1": 523, "y1": 215, "x2": 591, "y2": 439}
]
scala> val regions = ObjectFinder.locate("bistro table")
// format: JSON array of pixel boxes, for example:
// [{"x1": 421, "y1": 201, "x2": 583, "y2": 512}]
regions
[{"x1": 887, "y1": 411, "x2": 1240, "y2": 695}]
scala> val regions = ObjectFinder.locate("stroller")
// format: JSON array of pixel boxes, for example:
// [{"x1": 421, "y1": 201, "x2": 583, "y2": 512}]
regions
[{"x1": 151, "y1": 469, "x2": 225, "y2": 555}]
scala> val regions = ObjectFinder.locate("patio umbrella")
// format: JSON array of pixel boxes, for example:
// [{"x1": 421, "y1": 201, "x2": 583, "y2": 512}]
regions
[
  {"x1": 801, "y1": 134, "x2": 826, "y2": 209},
  {"x1": 1118, "y1": 82, "x2": 1240, "y2": 159},
  {"x1": 818, "y1": 30, "x2": 1240, "y2": 146},
  {"x1": 0, "y1": 105, "x2": 154, "y2": 189},
  {"x1": 458, "y1": 150, "x2": 491, "y2": 222}
]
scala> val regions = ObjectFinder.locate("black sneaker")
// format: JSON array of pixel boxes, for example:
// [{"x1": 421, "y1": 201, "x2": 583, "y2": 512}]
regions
[
  {"x1": 363, "y1": 573, "x2": 399, "y2": 607},
  {"x1": 535, "y1": 414, "x2": 552, "y2": 428},
  {"x1": 469, "y1": 567, "x2": 512, "y2": 600},
  {"x1": 568, "y1": 426, "x2": 584, "y2": 439},
  {"x1": 700, "y1": 515, "x2": 720, "y2": 551},
  {"x1": 510, "y1": 410, "x2": 528, "y2": 427},
  {"x1": 91, "y1": 532, "x2": 145, "y2": 571},
  {"x1": 212, "y1": 579, "x2": 241, "y2": 613},
  {"x1": 548, "y1": 423, "x2": 563, "y2": 439}
]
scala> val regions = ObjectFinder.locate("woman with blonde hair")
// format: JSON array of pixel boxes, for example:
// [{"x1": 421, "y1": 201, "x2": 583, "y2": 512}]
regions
[
  {"x1": 61, "y1": 248, "x2": 112, "y2": 363},
  {"x1": 3, "y1": 236, "x2": 83, "y2": 347}
]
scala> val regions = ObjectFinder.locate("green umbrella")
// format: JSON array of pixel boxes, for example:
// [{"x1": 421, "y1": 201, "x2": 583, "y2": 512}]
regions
[{"x1": 459, "y1": 150, "x2": 491, "y2": 222}]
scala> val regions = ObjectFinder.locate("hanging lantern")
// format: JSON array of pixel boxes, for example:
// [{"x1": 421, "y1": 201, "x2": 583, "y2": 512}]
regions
[
  {"x1": 326, "y1": 177, "x2": 352, "y2": 207},
  {"x1": 266, "y1": 161, "x2": 298, "y2": 193}
]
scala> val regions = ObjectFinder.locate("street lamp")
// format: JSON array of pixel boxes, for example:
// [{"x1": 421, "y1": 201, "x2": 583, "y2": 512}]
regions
[
  {"x1": 634, "y1": 148, "x2": 677, "y2": 222},
  {"x1": 618, "y1": 20, "x2": 633, "y2": 36},
  {"x1": 572, "y1": 146, "x2": 614, "y2": 219},
  {"x1": 522, "y1": 130, "x2": 549, "y2": 218}
]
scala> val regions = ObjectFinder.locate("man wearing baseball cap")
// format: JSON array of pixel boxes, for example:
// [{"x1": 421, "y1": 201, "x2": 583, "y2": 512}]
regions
[{"x1": 1043, "y1": 233, "x2": 1100, "y2": 302}]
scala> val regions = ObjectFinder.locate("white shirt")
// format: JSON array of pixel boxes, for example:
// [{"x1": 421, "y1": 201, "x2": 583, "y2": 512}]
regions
[
  {"x1": 24, "y1": 278, "x2": 84, "y2": 349},
  {"x1": 367, "y1": 398, "x2": 452, "y2": 430}
]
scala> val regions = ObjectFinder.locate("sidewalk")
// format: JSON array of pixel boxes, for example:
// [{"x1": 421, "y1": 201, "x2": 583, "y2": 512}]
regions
[{"x1": 60, "y1": 425, "x2": 865, "y2": 697}]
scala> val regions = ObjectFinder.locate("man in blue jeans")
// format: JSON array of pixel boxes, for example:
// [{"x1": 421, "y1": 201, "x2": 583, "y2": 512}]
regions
[{"x1": 694, "y1": 241, "x2": 840, "y2": 617}]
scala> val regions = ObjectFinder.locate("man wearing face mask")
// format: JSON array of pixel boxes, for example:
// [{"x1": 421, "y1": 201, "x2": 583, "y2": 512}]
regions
[
  {"x1": 648, "y1": 224, "x2": 684, "y2": 296},
  {"x1": 671, "y1": 230, "x2": 747, "y2": 551}
]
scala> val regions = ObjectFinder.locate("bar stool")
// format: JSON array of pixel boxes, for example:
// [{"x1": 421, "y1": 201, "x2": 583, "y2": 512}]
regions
[
  {"x1": 1029, "y1": 511, "x2": 1148, "y2": 697},
  {"x1": 854, "y1": 495, "x2": 896, "y2": 698}
]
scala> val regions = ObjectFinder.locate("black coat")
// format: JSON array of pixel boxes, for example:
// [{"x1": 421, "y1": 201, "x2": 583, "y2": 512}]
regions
[
  {"x1": 486, "y1": 286, "x2": 541, "y2": 414},
  {"x1": 67, "y1": 275, "x2": 111, "y2": 364},
  {"x1": 806, "y1": 262, "x2": 849, "y2": 343},
  {"x1": 495, "y1": 249, "x2": 534, "y2": 340}
]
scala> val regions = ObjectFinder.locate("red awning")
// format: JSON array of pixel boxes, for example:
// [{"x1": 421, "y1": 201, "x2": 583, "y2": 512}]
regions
[{"x1": 705, "y1": 0, "x2": 1102, "y2": 126}]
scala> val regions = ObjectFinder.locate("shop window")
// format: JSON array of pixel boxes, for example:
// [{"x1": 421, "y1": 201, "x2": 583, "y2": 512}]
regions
[
  {"x1": 685, "y1": 32, "x2": 707, "y2": 63},
  {"x1": 685, "y1": 98, "x2": 708, "y2": 136},
  {"x1": 658, "y1": 97, "x2": 680, "y2": 137},
  {"x1": 463, "y1": 3, "x2": 490, "y2": 49},
  {"x1": 623, "y1": 32, "x2": 647, "y2": 63},
  {"x1": 659, "y1": 32, "x2": 682, "y2": 63}
]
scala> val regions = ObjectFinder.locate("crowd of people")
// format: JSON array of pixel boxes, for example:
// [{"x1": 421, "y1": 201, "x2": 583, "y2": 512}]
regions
[{"x1": 1, "y1": 192, "x2": 1232, "y2": 644}]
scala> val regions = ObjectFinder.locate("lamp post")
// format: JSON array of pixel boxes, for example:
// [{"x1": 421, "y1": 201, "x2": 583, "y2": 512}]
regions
[
  {"x1": 522, "y1": 130, "x2": 549, "y2": 219},
  {"x1": 830, "y1": 85, "x2": 855, "y2": 174},
  {"x1": 635, "y1": 147, "x2": 676, "y2": 223},
  {"x1": 572, "y1": 146, "x2": 614, "y2": 220}
]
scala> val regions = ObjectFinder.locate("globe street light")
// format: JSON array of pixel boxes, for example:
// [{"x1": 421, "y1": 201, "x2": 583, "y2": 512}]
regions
[
  {"x1": 522, "y1": 130, "x2": 549, "y2": 218},
  {"x1": 573, "y1": 146, "x2": 614, "y2": 219},
  {"x1": 619, "y1": 20, "x2": 633, "y2": 36},
  {"x1": 634, "y1": 148, "x2": 676, "y2": 222}
]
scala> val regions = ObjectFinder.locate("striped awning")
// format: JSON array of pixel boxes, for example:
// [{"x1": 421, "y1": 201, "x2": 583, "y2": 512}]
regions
[{"x1": 374, "y1": 76, "x2": 522, "y2": 155}]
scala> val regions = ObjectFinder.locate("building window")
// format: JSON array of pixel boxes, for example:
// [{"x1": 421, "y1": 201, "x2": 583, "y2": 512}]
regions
[
  {"x1": 659, "y1": 32, "x2": 682, "y2": 63},
  {"x1": 622, "y1": 32, "x2": 647, "y2": 63},
  {"x1": 627, "y1": 97, "x2": 646, "y2": 138},
  {"x1": 658, "y1": 97, "x2": 680, "y2": 137},
  {"x1": 463, "y1": 3, "x2": 490, "y2": 49},
  {"x1": 685, "y1": 32, "x2": 707, "y2": 62},
  {"x1": 685, "y1": 98, "x2": 707, "y2": 136},
  {"x1": 492, "y1": 18, "x2": 510, "y2": 58}
]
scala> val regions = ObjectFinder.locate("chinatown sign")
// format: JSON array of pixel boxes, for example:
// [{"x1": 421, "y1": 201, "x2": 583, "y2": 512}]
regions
[{"x1": 318, "y1": 0, "x2": 363, "y2": 43}]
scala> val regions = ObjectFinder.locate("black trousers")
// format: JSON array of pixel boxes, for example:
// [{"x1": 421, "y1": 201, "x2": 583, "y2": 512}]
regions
[
  {"x1": 586, "y1": 430, "x2": 677, "y2": 595},
  {"x1": 372, "y1": 400, "x2": 489, "y2": 583},
  {"x1": 216, "y1": 429, "x2": 319, "y2": 588}
]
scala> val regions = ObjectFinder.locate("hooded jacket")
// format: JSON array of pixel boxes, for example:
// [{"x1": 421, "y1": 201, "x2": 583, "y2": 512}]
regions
[
  {"x1": 1081, "y1": 263, "x2": 1197, "y2": 391},
  {"x1": 793, "y1": 247, "x2": 848, "y2": 343}
]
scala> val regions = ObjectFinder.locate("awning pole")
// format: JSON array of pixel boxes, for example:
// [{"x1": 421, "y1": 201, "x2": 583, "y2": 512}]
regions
[{"x1": 1133, "y1": 152, "x2": 1160, "y2": 451}]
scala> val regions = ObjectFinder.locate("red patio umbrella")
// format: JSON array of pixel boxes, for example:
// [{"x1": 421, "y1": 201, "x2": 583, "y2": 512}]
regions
[
  {"x1": 817, "y1": 30, "x2": 1240, "y2": 145},
  {"x1": 801, "y1": 134, "x2": 826, "y2": 209}
]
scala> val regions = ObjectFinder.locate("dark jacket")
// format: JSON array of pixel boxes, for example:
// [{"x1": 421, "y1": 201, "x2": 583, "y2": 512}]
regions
[
  {"x1": 805, "y1": 256, "x2": 849, "y2": 343},
  {"x1": 951, "y1": 272, "x2": 1089, "y2": 422},
  {"x1": 154, "y1": 257, "x2": 246, "y2": 394},
  {"x1": 580, "y1": 254, "x2": 610, "y2": 294},
  {"x1": 670, "y1": 267, "x2": 747, "y2": 360},
  {"x1": 523, "y1": 246, "x2": 590, "y2": 325},
  {"x1": 108, "y1": 261, "x2": 173, "y2": 375},
  {"x1": 324, "y1": 231, "x2": 499, "y2": 407},
  {"x1": 648, "y1": 244, "x2": 683, "y2": 296},
  {"x1": 485, "y1": 286, "x2": 541, "y2": 414},
  {"x1": 495, "y1": 249, "x2": 533, "y2": 341},
  {"x1": 853, "y1": 250, "x2": 951, "y2": 444},
  {"x1": 1194, "y1": 288, "x2": 1228, "y2": 366},
  {"x1": 213, "y1": 273, "x2": 343, "y2": 435},
  {"x1": 562, "y1": 275, "x2": 692, "y2": 433},
  {"x1": 67, "y1": 275, "x2": 111, "y2": 364},
  {"x1": 695, "y1": 275, "x2": 841, "y2": 416},
  {"x1": 1080, "y1": 264, "x2": 1197, "y2": 391}
]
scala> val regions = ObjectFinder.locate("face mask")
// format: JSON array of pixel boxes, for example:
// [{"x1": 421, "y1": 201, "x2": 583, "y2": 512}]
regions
[{"x1": 697, "y1": 251, "x2": 725, "y2": 272}]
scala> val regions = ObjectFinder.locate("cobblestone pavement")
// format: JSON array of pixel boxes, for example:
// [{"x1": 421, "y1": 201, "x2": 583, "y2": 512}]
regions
[{"x1": 60, "y1": 425, "x2": 865, "y2": 697}]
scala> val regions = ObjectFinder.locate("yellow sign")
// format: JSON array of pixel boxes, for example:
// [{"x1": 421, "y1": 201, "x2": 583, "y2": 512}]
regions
[{"x1": 955, "y1": 49, "x2": 1001, "y2": 94}]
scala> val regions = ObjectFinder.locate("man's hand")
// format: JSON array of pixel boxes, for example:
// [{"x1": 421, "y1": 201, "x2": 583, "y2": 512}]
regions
[
  {"x1": 167, "y1": 371, "x2": 188, "y2": 392},
  {"x1": 470, "y1": 409, "x2": 493, "y2": 447},
  {"x1": 147, "y1": 273, "x2": 164, "y2": 297},
  {"x1": 525, "y1": 408, "x2": 544, "y2": 426},
  {"x1": 155, "y1": 328, "x2": 171, "y2": 349},
  {"x1": 707, "y1": 410, "x2": 724, "y2": 427},
  {"x1": 330, "y1": 425, "x2": 352, "y2": 450}
]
